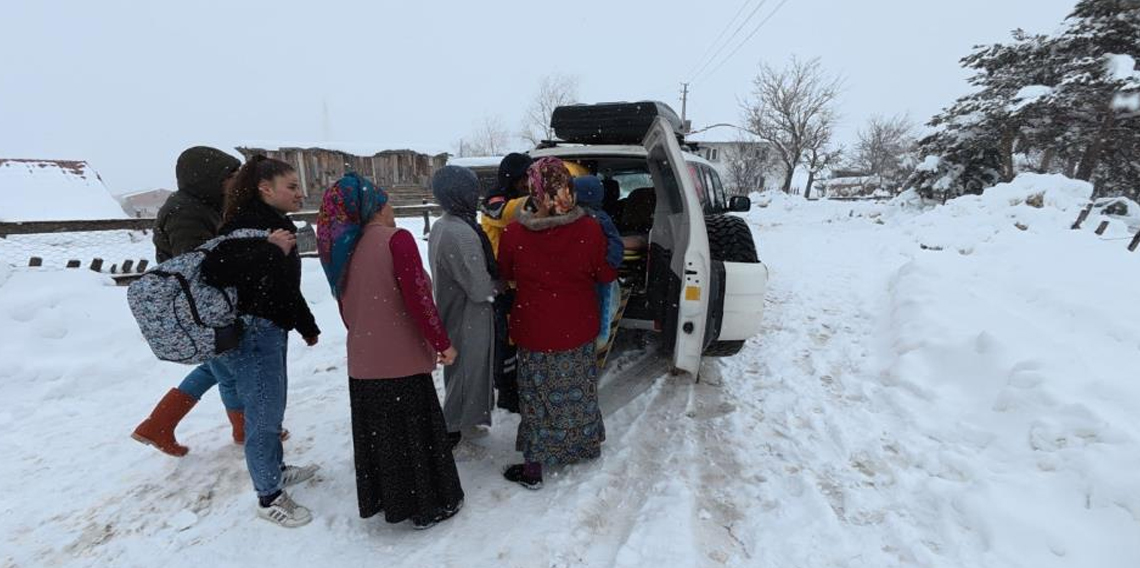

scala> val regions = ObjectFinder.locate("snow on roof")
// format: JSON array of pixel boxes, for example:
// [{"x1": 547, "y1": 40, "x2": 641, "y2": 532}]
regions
[
  {"x1": 238, "y1": 141, "x2": 451, "y2": 158},
  {"x1": 117, "y1": 188, "x2": 173, "y2": 199},
  {"x1": 448, "y1": 156, "x2": 504, "y2": 169},
  {"x1": 0, "y1": 159, "x2": 127, "y2": 221},
  {"x1": 684, "y1": 124, "x2": 757, "y2": 144}
]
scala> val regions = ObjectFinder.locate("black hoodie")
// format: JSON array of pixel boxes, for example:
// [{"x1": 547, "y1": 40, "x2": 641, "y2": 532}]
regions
[
  {"x1": 152, "y1": 147, "x2": 241, "y2": 262},
  {"x1": 201, "y1": 199, "x2": 320, "y2": 338}
]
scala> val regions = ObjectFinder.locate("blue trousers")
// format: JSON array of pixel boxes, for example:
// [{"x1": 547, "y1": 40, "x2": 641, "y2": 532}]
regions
[
  {"x1": 177, "y1": 359, "x2": 241, "y2": 411},
  {"x1": 218, "y1": 316, "x2": 289, "y2": 497}
]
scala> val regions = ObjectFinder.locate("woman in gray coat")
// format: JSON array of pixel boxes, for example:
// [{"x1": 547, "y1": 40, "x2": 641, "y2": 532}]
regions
[{"x1": 428, "y1": 166, "x2": 499, "y2": 447}]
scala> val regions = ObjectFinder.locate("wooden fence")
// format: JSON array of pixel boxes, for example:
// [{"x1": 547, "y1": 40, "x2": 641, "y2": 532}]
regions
[
  {"x1": 1070, "y1": 203, "x2": 1140, "y2": 252},
  {"x1": 0, "y1": 203, "x2": 442, "y2": 284}
]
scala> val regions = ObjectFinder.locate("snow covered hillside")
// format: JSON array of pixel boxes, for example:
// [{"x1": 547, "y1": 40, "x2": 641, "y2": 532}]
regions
[{"x1": 1, "y1": 174, "x2": 1137, "y2": 567}]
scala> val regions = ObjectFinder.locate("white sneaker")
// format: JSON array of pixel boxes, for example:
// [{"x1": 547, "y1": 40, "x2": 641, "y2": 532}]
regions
[
  {"x1": 282, "y1": 464, "x2": 320, "y2": 487},
  {"x1": 257, "y1": 491, "x2": 312, "y2": 528}
]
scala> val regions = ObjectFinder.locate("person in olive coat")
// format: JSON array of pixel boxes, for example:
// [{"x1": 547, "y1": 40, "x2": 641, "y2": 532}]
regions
[{"x1": 132, "y1": 147, "x2": 288, "y2": 457}]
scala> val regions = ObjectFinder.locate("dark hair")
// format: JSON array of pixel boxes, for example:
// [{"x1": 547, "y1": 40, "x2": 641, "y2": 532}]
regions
[{"x1": 223, "y1": 155, "x2": 295, "y2": 225}]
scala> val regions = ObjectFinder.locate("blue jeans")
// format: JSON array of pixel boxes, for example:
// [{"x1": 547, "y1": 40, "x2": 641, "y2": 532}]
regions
[
  {"x1": 177, "y1": 360, "x2": 241, "y2": 411},
  {"x1": 218, "y1": 316, "x2": 289, "y2": 497}
]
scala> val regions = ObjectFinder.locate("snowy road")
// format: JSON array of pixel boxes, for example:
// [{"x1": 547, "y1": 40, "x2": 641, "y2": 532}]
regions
[{"x1": 3, "y1": 183, "x2": 1139, "y2": 567}]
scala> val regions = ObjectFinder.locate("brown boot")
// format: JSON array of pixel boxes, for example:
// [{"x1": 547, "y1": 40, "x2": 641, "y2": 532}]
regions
[
  {"x1": 226, "y1": 409, "x2": 245, "y2": 444},
  {"x1": 131, "y1": 388, "x2": 197, "y2": 457},
  {"x1": 227, "y1": 410, "x2": 290, "y2": 445}
]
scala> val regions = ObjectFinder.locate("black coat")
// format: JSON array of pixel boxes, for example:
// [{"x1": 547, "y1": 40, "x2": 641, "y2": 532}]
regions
[
  {"x1": 201, "y1": 200, "x2": 320, "y2": 338},
  {"x1": 152, "y1": 146, "x2": 240, "y2": 262}
]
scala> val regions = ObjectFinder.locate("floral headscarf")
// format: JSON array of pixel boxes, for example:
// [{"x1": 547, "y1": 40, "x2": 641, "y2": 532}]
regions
[
  {"x1": 316, "y1": 172, "x2": 388, "y2": 298},
  {"x1": 526, "y1": 157, "x2": 577, "y2": 215}
]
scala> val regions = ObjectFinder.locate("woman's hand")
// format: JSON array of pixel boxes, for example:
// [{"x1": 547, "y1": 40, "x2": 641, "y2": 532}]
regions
[
  {"x1": 267, "y1": 229, "x2": 296, "y2": 254},
  {"x1": 303, "y1": 335, "x2": 319, "y2": 347},
  {"x1": 438, "y1": 346, "x2": 458, "y2": 366}
]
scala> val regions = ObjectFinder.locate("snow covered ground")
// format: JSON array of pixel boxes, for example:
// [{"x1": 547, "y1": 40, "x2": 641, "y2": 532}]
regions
[{"x1": 2, "y1": 175, "x2": 1138, "y2": 567}]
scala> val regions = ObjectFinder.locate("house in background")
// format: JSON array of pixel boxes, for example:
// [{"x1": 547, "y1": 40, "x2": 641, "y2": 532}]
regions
[
  {"x1": 684, "y1": 126, "x2": 776, "y2": 195},
  {"x1": 0, "y1": 159, "x2": 126, "y2": 221},
  {"x1": 117, "y1": 188, "x2": 173, "y2": 218},
  {"x1": 236, "y1": 143, "x2": 450, "y2": 209}
]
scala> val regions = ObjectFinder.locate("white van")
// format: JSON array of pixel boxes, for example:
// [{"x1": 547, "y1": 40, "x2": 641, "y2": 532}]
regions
[{"x1": 530, "y1": 101, "x2": 769, "y2": 376}]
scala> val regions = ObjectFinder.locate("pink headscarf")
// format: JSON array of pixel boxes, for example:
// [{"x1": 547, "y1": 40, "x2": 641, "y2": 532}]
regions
[{"x1": 526, "y1": 157, "x2": 576, "y2": 215}]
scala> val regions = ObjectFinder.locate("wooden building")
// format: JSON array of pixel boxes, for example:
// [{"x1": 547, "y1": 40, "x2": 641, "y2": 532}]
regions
[{"x1": 236, "y1": 143, "x2": 449, "y2": 209}]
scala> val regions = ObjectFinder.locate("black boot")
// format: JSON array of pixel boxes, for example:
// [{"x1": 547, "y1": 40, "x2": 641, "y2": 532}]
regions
[{"x1": 502, "y1": 463, "x2": 543, "y2": 490}]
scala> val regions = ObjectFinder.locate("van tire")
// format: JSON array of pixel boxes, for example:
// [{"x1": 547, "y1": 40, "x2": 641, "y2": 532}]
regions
[
  {"x1": 704, "y1": 215, "x2": 757, "y2": 358},
  {"x1": 705, "y1": 215, "x2": 758, "y2": 263},
  {"x1": 703, "y1": 340, "x2": 744, "y2": 357}
]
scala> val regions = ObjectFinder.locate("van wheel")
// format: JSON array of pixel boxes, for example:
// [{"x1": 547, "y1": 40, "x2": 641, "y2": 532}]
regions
[
  {"x1": 704, "y1": 215, "x2": 758, "y2": 358},
  {"x1": 705, "y1": 215, "x2": 758, "y2": 263},
  {"x1": 704, "y1": 340, "x2": 744, "y2": 357}
]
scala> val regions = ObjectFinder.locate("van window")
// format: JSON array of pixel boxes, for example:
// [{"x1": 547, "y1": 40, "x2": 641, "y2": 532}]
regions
[
  {"x1": 688, "y1": 164, "x2": 710, "y2": 212},
  {"x1": 608, "y1": 171, "x2": 654, "y2": 199},
  {"x1": 707, "y1": 166, "x2": 728, "y2": 210},
  {"x1": 695, "y1": 164, "x2": 723, "y2": 213}
]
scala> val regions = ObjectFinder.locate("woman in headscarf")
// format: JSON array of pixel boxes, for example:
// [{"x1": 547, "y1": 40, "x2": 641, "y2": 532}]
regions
[
  {"x1": 427, "y1": 166, "x2": 499, "y2": 449},
  {"x1": 497, "y1": 157, "x2": 618, "y2": 489},
  {"x1": 317, "y1": 173, "x2": 464, "y2": 530}
]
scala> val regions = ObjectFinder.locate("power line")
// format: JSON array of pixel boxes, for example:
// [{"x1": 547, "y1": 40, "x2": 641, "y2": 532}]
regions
[
  {"x1": 687, "y1": 0, "x2": 772, "y2": 84},
  {"x1": 692, "y1": 0, "x2": 792, "y2": 86},
  {"x1": 683, "y1": 0, "x2": 754, "y2": 80}
]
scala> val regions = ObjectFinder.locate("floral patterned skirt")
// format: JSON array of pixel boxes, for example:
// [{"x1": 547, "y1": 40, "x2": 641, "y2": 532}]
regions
[{"x1": 516, "y1": 342, "x2": 606, "y2": 465}]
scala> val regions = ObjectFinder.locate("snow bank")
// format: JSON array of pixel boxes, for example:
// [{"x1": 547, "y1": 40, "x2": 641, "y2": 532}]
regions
[
  {"x1": 884, "y1": 224, "x2": 1140, "y2": 567},
  {"x1": 899, "y1": 173, "x2": 1094, "y2": 252},
  {"x1": 731, "y1": 186, "x2": 1140, "y2": 566},
  {"x1": 0, "y1": 159, "x2": 127, "y2": 221}
]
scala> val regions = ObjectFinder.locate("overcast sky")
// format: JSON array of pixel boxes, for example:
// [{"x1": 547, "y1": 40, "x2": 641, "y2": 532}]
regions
[{"x1": 0, "y1": 0, "x2": 1078, "y2": 195}]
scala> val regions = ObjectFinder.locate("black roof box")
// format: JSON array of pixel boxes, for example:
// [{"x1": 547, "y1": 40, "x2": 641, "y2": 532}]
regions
[{"x1": 550, "y1": 101, "x2": 684, "y2": 145}]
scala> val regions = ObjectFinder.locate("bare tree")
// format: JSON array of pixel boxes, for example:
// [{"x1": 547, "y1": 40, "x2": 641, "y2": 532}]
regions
[
  {"x1": 804, "y1": 143, "x2": 844, "y2": 199},
  {"x1": 743, "y1": 57, "x2": 843, "y2": 193},
  {"x1": 456, "y1": 116, "x2": 511, "y2": 157},
  {"x1": 801, "y1": 104, "x2": 841, "y2": 199},
  {"x1": 852, "y1": 114, "x2": 916, "y2": 192},
  {"x1": 519, "y1": 74, "x2": 580, "y2": 146},
  {"x1": 724, "y1": 135, "x2": 772, "y2": 195}
]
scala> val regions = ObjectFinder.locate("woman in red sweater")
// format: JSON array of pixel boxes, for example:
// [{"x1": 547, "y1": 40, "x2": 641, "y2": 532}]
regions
[
  {"x1": 497, "y1": 157, "x2": 617, "y2": 489},
  {"x1": 317, "y1": 173, "x2": 463, "y2": 529}
]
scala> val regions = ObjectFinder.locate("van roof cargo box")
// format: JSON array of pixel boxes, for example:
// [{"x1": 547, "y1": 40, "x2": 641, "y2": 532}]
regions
[{"x1": 550, "y1": 101, "x2": 684, "y2": 145}]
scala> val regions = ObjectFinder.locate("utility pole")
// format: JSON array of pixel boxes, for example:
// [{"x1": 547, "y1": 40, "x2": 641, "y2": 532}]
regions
[{"x1": 680, "y1": 83, "x2": 691, "y2": 134}]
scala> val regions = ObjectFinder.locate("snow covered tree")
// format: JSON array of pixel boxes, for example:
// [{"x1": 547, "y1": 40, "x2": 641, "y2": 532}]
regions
[
  {"x1": 910, "y1": 31, "x2": 1060, "y2": 199},
  {"x1": 911, "y1": 1, "x2": 1140, "y2": 200},
  {"x1": 1050, "y1": 0, "x2": 1140, "y2": 197}
]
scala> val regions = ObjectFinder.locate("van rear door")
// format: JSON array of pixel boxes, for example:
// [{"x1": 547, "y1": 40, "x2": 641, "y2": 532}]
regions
[{"x1": 642, "y1": 118, "x2": 710, "y2": 376}]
